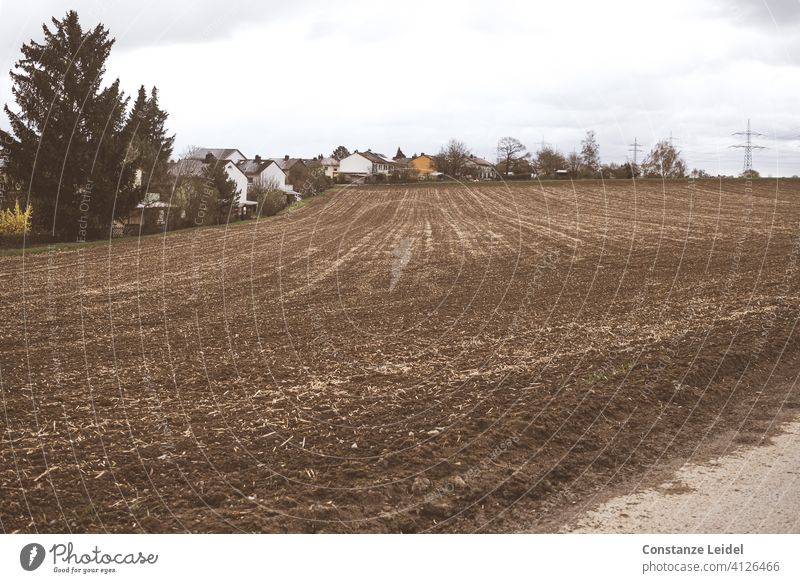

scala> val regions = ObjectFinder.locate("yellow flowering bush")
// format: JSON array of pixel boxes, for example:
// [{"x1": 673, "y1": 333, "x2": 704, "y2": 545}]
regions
[{"x1": 0, "y1": 200, "x2": 33, "y2": 235}]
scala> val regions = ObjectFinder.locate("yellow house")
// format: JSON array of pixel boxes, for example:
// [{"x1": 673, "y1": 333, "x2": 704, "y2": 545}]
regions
[{"x1": 409, "y1": 153, "x2": 436, "y2": 175}]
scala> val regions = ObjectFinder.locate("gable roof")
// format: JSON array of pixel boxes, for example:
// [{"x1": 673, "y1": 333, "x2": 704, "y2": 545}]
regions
[
  {"x1": 169, "y1": 158, "x2": 244, "y2": 178},
  {"x1": 189, "y1": 148, "x2": 246, "y2": 161},
  {"x1": 359, "y1": 150, "x2": 394, "y2": 165},
  {"x1": 169, "y1": 159, "x2": 206, "y2": 177},
  {"x1": 467, "y1": 155, "x2": 494, "y2": 167},
  {"x1": 319, "y1": 156, "x2": 339, "y2": 167},
  {"x1": 270, "y1": 157, "x2": 307, "y2": 171},
  {"x1": 236, "y1": 158, "x2": 283, "y2": 177}
]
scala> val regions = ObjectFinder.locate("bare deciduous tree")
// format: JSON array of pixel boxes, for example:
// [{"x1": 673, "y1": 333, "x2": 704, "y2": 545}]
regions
[
  {"x1": 436, "y1": 139, "x2": 471, "y2": 178},
  {"x1": 580, "y1": 130, "x2": 600, "y2": 178},
  {"x1": 566, "y1": 150, "x2": 581, "y2": 177},
  {"x1": 534, "y1": 146, "x2": 567, "y2": 179},
  {"x1": 496, "y1": 136, "x2": 528, "y2": 178},
  {"x1": 641, "y1": 140, "x2": 687, "y2": 178},
  {"x1": 250, "y1": 177, "x2": 288, "y2": 217}
]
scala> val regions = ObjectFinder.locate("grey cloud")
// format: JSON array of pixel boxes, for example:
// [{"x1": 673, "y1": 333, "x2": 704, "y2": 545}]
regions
[
  {"x1": 720, "y1": 0, "x2": 800, "y2": 26},
  {"x1": 0, "y1": 0, "x2": 316, "y2": 57}
]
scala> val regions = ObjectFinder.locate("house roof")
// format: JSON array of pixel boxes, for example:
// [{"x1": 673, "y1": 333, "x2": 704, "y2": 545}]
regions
[
  {"x1": 270, "y1": 157, "x2": 306, "y2": 171},
  {"x1": 467, "y1": 155, "x2": 494, "y2": 167},
  {"x1": 359, "y1": 151, "x2": 394, "y2": 165},
  {"x1": 236, "y1": 158, "x2": 283, "y2": 177},
  {"x1": 319, "y1": 157, "x2": 339, "y2": 167},
  {"x1": 169, "y1": 159, "x2": 206, "y2": 177},
  {"x1": 169, "y1": 158, "x2": 244, "y2": 178},
  {"x1": 189, "y1": 148, "x2": 245, "y2": 161}
]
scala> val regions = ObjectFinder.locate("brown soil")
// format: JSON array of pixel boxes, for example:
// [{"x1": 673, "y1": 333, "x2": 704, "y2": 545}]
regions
[{"x1": 1, "y1": 178, "x2": 800, "y2": 533}]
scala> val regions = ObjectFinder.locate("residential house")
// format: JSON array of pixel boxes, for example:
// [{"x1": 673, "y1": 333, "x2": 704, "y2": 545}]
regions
[
  {"x1": 318, "y1": 156, "x2": 340, "y2": 179},
  {"x1": 270, "y1": 156, "x2": 309, "y2": 193},
  {"x1": 464, "y1": 155, "x2": 496, "y2": 180},
  {"x1": 236, "y1": 155, "x2": 295, "y2": 194},
  {"x1": 170, "y1": 157, "x2": 255, "y2": 219},
  {"x1": 338, "y1": 150, "x2": 395, "y2": 177},
  {"x1": 409, "y1": 153, "x2": 437, "y2": 176}
]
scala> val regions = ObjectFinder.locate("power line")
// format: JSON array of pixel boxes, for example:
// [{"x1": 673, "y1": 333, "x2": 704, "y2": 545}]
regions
[
  {"x1": 730, "y1": 119, "x2": 766, "y2": 175},
  {"x1": 668, "y1": 131, "x2": 679, "y2": 147},
  {"x1": 628, "y1": 137, "x2": 644, "y2": 166}
]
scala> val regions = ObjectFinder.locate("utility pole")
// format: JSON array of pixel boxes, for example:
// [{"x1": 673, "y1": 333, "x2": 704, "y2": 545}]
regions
[
  {"x1": 668, "y1": 131, "x2": 678, "y2": 147},
  {"x1": 628, "y1": 137, "x2": 644, "y2": 166},
  {"x1": 539, "y1": 136, "x2": 552, "y2": 151},
  {"x1": 730, "y1": 119, "x2": 766, "y2": 176}
]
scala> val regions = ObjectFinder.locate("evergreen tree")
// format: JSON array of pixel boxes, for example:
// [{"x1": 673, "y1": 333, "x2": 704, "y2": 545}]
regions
[
  {"x1": 1, "y1": 11, "x2": 136, "y2": 240},
  {"x1": 202, "y1": 156, "x2": 240, "y2": 223},
  {"x1": 331, "y1": 145, "x2": 350, "y2": 161},
  {"x1": 123, "y1": 85, "x2": 174, "y2": 201}
]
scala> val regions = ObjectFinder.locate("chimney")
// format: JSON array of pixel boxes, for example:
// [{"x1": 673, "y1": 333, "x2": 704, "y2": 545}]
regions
[
  {"x1": 254, "y1": 154, "x2": 261, "y2": 162},
  {"x1": 284, "y1": 155, "x2": 290, "y2": 161}
]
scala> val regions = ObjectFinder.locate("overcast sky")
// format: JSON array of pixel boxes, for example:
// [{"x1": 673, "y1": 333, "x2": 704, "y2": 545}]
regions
[{"x1": 1, "y1": 0, "x2": 799, "y2": 175}]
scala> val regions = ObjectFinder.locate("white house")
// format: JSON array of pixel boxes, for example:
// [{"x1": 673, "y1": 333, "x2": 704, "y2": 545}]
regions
[
  {"x1": 464, "y1": 155, "x2": 496, "y2": 180},
  {"x1": 170, "y1": 157, "x2": 256, "y2": 217},
  {"x1": 338, "y1": 150, "x2": 395, "y2": 176},
  {"x1": 183, "y1": 147, "x2": 251, "y2": 201},
  {"x1": 236, "y1": 156, "x2": 295, "y2": 193},
  {"x1": 318, "y1": 156, "x2": 340, "y2": 179},
  {"x1": 221, "y1": 160, "x2": 250, "y2": 203}
]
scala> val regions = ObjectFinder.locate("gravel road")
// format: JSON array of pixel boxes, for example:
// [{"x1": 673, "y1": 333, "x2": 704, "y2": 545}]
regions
[{"x1": 564, "y1": 418, "x2": 800, "y2": 533}]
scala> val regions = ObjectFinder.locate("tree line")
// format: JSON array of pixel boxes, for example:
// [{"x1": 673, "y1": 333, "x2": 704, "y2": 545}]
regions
[
  {"x1": 328, "y1": 132, "x2": 701, "y2": 182},
  {"x1": 493, "y1": 132, "x2": 696, "y2": 180}
]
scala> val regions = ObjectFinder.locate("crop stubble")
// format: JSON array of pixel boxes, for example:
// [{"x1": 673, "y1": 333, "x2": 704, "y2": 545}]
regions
[{"x1": 1, "y1": 179, "x2": 799, "y2": 532}]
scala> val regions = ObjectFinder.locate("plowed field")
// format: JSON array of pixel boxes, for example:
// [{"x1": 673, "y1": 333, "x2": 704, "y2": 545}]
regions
[{"x1": 2, "y1": 179, "x2": 800, "y2": 532}]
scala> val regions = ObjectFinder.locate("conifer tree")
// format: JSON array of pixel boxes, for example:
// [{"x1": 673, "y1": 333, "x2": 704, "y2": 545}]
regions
[
  {"x1": 1, "y1": 11, "x2": 135, "y2": 240},
  {"x1": 201, "y1": 156, "x2": 241, "y2": 223},
  {"x1": 123, "y1": 85, "x2": 175, "y2": 200}
]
